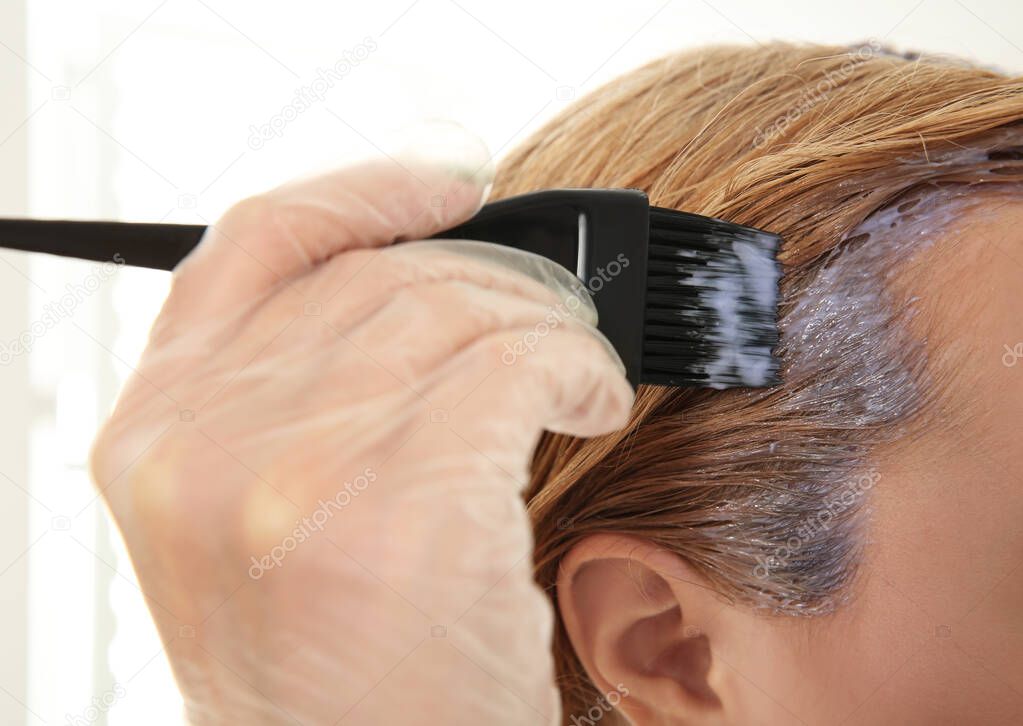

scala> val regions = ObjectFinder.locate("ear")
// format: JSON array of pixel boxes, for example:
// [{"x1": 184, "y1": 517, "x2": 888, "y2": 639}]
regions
[{"x1": 557, "y1": 534, "x2": 770, "y2": 725}]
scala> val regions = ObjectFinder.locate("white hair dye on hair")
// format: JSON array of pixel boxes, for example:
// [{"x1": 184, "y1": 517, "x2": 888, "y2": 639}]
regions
[{"x1": 737, "y1": 175, "x2": 1023, "y2": 614}]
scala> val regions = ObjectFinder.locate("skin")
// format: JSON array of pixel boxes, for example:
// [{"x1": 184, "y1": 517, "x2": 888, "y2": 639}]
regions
[
  {"x1": 87, "y1": 152, "x2": 1018, "y2": 723},
  {"x1": 557, "y1": 195, "x2": 1023, "y2": 725},
  {"x1": 89, "y1": 158, "x2": 633, "y2": 724}
]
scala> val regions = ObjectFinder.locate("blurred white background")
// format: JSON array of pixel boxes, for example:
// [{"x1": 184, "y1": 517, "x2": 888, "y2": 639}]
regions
[{"x1": 0, "y1": 0, "x2": 1020, "y2": 723}]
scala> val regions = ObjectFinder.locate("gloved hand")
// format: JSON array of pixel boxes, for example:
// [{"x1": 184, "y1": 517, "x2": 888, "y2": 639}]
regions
[{"x1": 89, "y1": 142, "x2": 634, "y2": 725}]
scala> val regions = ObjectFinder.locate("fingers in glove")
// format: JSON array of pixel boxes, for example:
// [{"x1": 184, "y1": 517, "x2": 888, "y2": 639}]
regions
[{"x1": 167, "y1": 153, "x2": 492, "y2": 323}]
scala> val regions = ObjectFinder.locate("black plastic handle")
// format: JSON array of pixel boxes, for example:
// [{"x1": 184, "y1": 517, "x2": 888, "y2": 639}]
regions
[
  {"x1": 0, "y1": 189, "x2": 652, "y2": 385},
  {"x1": 0, "y1": 218, "x2": 205, "y2": 270}
]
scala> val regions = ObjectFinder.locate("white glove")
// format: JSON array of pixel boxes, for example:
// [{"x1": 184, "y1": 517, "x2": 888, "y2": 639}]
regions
[{"x1": 90, "y1": 150, "x2": 634, "y2": 725}]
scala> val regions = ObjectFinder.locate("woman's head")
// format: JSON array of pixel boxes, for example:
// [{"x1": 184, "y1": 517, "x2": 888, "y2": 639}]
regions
[{"x1": 491, "y1": 43, "x2": 1023, "y2": 724}]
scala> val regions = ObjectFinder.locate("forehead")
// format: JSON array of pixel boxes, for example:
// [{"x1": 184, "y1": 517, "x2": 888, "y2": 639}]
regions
[
  {"x1": 895, "y1": 188, "x2": 1023, "y2": 440},
  {"x1": 777, "y1": 185, "x2": 1023, "y2": 442}
]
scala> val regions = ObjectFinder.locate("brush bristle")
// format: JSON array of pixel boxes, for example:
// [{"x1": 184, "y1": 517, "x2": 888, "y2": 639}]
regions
[{"x1": 642, "y1": 208, "x2": 782, "y2": 388}]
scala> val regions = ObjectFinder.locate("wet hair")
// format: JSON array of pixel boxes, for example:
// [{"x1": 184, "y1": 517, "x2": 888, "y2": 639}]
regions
[{"x1": 488, "y1": 42, "x2": 1023, "y2": 721}]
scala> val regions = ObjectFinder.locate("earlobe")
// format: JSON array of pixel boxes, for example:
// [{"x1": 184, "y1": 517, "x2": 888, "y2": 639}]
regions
[{"x1": 557, "y1": 534, "x2": 731, "y2": 725}]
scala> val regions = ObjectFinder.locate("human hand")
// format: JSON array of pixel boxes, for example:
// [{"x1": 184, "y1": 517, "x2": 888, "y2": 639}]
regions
[{"x1": 90, "y1": 146, "x2": 633, "y2": 724}]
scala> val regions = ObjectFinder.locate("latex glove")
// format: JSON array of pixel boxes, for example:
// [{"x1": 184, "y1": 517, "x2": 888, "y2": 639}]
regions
[{"x1": 89, "y1": 146, "x2": 634, "y2": 725}]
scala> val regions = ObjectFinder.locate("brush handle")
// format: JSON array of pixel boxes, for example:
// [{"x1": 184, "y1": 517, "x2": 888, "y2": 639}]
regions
[
  {"x1": 0, "y1": 190, "x2": 655, "y2": 386},
  {"x1": 0, "y1": 219, "x2": 206, "y2": 270}
]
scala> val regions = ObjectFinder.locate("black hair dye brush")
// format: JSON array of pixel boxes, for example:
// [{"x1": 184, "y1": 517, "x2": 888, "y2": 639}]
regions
[{"x1": 0, "y1": 189, "x2": 782, "y2": 389}]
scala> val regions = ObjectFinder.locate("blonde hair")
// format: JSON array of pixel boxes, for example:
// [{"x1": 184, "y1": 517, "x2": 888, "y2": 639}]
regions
[{"x1": 489, "y1": 42, "x2": 1023, "y2": 722}]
